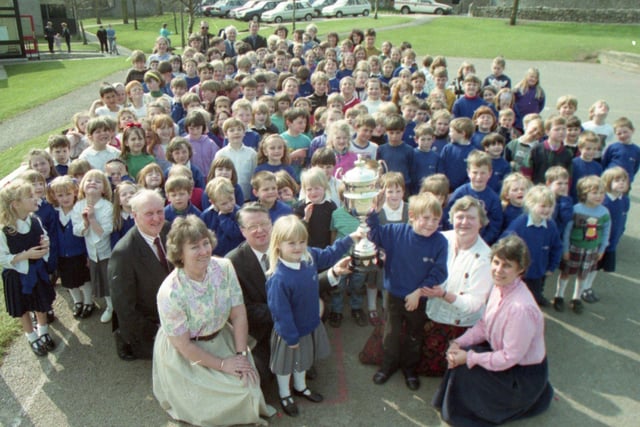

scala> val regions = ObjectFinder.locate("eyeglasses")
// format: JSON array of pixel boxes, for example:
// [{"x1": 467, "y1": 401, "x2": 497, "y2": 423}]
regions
[
  {"x1": 242, "y1": 222, "x2": 271, "y2": 233},
  {"x1": 201, "y1": 27, "x2": 209, "y2": 30}
]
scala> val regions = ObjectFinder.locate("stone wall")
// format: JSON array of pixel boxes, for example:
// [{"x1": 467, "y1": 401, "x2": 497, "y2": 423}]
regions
[{"x1": 472, "y1": 6, "x2": 640, "y2": 24}]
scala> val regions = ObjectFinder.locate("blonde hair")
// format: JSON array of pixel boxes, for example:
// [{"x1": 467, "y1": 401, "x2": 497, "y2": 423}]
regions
[
  {"x1": 267, "y1": 215, "x2": 309, "y2": 274},
  {"x1": 77, "y1": 169, "x2": 112, "y2": 202},
  {"x1": 257, "y1": 134, "x2": 290, "y2": 165},
  {"x1": 576, "y1": 175, "x2": 604, "y2": 203},
  {"x1": 26, "y1": 148, "x2": 58, "y2": 180},
  {"x1": 0, "y1": 179, "x2": 35, "y2": 229},
  {"x1": 408, "y1": 192, "x2": 442, "y2": 220},
  {"x1": 523, "y1": 185, "x2": 555, "y2": 212},
  {"x1": 300, "y1": 166, "x2": 329, "y2": 192},
  {"x1": 47, "y1": 175, "x2": 78, "y2": 206},
  {"x1": 601, "y1": 166, "x2": 629, "y2": 193},
  {"x1": 205, "y1": 176, "x2": 235, "y2": 203},
  {"x1": 500, "y1": 172, "x2": 532, "y2": 209},
  {"x1": 326, "y1": 120, "x2": 352, "y2": 151}
]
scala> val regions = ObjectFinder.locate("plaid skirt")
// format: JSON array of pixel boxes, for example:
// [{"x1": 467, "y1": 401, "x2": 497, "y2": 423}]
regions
[{"x1": 559, "y1": 245, "x2": 600, "y2": 279}]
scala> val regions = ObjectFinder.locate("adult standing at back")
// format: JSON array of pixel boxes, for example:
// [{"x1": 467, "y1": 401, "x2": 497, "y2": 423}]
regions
[
  {"x1": 44, "y1": 21, "x2": 55, "y2": 54},
  {"x1": 199, "y1": 20, "x2": 213, "y2": 52},
  {"x1": 109, "y1": 189, "x2": 172, "y2": 360},
  {"x1": 242, "y1": 21, "x2": 267, "y2": 51},
  {"x1": 224, "y1": 25, "x2": 238, "y2": 58},
  {"x1": 96, "y1": 25, "x2": 108, "y2": 54}
]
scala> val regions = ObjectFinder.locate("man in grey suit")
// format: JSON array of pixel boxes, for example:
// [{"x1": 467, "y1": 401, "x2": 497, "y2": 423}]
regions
[
  {"x1": 227, "y1": 204, "x2": 351, "y2": 385},
  {"x1": 109, "y1": 190, "x2": 172, "y2": 360}
]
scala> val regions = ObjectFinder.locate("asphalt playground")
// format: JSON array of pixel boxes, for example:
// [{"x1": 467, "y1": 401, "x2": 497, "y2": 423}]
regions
[{"x1": 1, "y1": 23, "x2": 639, "y2": 427}]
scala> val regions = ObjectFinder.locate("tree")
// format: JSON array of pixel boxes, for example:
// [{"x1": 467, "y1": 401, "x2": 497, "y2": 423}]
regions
[
  {"x1": 178, "y1": 0, "x2": 197, "y2": 37},
  {"x1": 510, "y1": 0, "x2": 520, "y2": 26},
  {"x1": 121, "y1": 0, "x2": 129, "y2": 24}
]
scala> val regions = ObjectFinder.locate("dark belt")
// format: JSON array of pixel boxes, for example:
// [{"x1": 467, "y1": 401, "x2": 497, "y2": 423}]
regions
[{"x1": 191, "y1": 330, "x2": 220, "y2": 342}]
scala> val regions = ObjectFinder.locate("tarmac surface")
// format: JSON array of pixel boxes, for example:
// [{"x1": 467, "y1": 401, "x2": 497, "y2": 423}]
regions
[{"x1": 1, "y1": 18, "x2": 640, "y2": 427}]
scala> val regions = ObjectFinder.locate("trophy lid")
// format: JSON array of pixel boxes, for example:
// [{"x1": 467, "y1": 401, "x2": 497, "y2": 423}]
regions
[{"x1": 342, "y1": 155, "x2": 378, "y2": 185}]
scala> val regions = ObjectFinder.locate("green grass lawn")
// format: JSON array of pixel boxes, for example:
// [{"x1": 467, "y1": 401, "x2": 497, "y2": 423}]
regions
[
  {"x1": 0, "y1": 58, "x2": 128, "y2": 120},
  {"x1": 379, "y1": 16, "x2": 640, "y2": 60}
]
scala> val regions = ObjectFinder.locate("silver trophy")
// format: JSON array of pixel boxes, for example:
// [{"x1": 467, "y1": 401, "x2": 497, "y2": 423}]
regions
[{"x1": 341, "y1": 156, "x2": 383, "y2": 272}]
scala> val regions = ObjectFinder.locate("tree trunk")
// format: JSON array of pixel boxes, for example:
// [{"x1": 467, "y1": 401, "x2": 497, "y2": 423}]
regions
[
  {"x1": 510, "y1": 0, "x2": 520, "y2": 26},
  {"x1": 122, "y1": 0, "x2": 129, "y2": 24},
  {"x1": 157, "y1": 0, "x2": 164, "y2": 15},
  {"x1": 133, "y1": 0, "x2": 138, "y2": 30}
]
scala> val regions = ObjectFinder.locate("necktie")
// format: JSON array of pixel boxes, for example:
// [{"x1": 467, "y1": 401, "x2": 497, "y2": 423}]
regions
[
  {"x1": 154, "y1": 237, "x2": 169, "y2": 270},
  {"x1": 260, "y1": 254, "x2": 269, "y2": 272}
]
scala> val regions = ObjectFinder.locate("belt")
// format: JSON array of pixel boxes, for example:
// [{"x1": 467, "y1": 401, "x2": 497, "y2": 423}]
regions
[{"x1": 191, "y1": 330, "x2": 220, "y2": 342}]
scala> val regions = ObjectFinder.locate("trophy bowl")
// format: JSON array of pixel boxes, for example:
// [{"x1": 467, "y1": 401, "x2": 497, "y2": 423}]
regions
[{"x1": 341, "y1": 156, "x2": 382, "y2": 272}]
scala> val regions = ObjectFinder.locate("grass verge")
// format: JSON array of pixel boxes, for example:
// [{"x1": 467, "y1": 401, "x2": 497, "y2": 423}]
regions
[{"x1": 0, "y1": 57, "x2": 128, "y2": 120}]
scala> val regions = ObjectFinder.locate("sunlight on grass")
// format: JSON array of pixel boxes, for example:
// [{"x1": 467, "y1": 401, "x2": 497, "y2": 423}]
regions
[{"x1": 0, "y1": 58, "x2": 128, "y2": 120}]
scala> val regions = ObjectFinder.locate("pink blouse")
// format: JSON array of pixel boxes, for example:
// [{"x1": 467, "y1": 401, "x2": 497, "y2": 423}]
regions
[{"x1": 455, "y1": 278, "x2": 546, "y2": 371}]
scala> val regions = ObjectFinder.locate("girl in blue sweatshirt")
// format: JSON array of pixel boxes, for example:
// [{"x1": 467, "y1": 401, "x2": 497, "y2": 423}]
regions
[{"x1": 266, "y1": 215, "x2": 356, "y2": 417}]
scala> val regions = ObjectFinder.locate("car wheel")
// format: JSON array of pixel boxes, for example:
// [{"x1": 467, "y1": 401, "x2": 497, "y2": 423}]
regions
[
  {"x1": 274, "y1": 16, "x2": 283, "y2": 23},
  {"x1": 336, "y1": 11, "x2": 343, "y2": 17},
  {"x1": 305, "y1": 13, "x2": 312, "y2": 21},
  {"x1": 400, "y1": 6, "x2": 410, "y2": 15},
  {"x1": 363, "y1": 9, "x2": 369, "y2": 16},
  {"x1": 435, "y1": 8, "x2": 444, "y2": 15}
]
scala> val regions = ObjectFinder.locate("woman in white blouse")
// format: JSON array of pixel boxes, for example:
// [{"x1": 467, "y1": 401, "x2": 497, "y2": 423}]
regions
[{"x1": 418, "y1": 196, "x2": 493, "y2": 376}]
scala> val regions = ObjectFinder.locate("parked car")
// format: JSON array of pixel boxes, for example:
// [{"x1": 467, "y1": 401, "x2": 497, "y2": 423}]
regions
[
  {"x1": 205, "y1": 0, "x2": 247, "y2": 17},
  {"x1": 311, "y1": 0, "x2": 336, "y2": 17},
  {"x1": 234, "y1": 0, "x2": 281, "y2": 21},
  {"x1": 321, "y1": 0, "x2": 370, "y2": 17},
  {"x1": 393, "y1": 0, "x2": 452, "y2": 15},
  {"x1": 195, "y1": 0, "x2": 220, "y2": 16},
  {"x1": 262, "y1": 0, "x2": 315, "y2": 23}
]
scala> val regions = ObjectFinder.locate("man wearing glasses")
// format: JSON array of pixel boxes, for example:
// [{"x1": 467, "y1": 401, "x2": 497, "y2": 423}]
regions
[
  {"x1": 227, "y1": 204, "x2": 350, "y2": 388},
  {"x1": 199, "y1": 20, "x2": 213, "y2": 52}
]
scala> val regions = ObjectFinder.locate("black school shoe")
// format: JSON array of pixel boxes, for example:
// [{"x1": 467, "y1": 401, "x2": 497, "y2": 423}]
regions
[
  {"x1": 328, "y1": 312, "x2": 343, "y2": 328},
  {"x1": 30, "y1": 338, "x2": 47, "y2": 356},
  {"x1": 581, "y1": 289, "x2": 600, "y2": 303},
  {"x1": 552, "y1": 297, "x2": 565, "y2": 312},
  {"x1": 570, "y1": 299, "x2": 584, "y2": 314},
  {"x1": 72, "y1": 303, "x2": 84, "y2": 318},
  {"x1": 279, "y1": 396, "x2": 298, "y2": 417},
  {"x1": 403, "y1": 370, "x2": 420, "y2": 391},
  {"x1": 39, "y1": 333, "x2": 56, "y2": 351},
  {"x1": 293, "y1": 387, "x2": 323, "y2": 402},
  {"x1": 80, "y1": 303, "x2": 95, "y2": 319},
  {"x1": 351, "y1": 309, "x2": 367, "y2": 327},
  {"x1": 373, "y1": 370, "x2": 392, "y2": 385}
]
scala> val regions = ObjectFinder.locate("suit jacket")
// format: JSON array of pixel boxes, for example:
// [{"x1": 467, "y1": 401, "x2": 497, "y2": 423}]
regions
[
  {"x1": 227, "y1": 242, "x2": 272, "y2": 344},
  {"x1": 224, "y1": 39, "x2": 237, "y2": 58},
  {"x1": 242, "y1": 34, "x2": 267, "y2": 51},
  {"x1": 108, "y1": 223, "x2": 172, "y2": 359},
  {"x1": 227, "y1": 241, "x2": 334, "y2": 344}
]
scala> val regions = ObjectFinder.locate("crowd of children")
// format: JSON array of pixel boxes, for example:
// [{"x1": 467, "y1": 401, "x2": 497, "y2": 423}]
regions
[{"x1": 1, "y1": 24, "x2": 637, "y2": 420}]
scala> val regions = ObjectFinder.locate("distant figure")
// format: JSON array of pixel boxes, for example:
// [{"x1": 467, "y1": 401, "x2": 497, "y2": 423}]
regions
[
  {"x1": 106, "y1": 24, "x2": 118, "y2": 55},
  {"x1": 44, "y1": 21, "x2": 55, "y2": 54},
  {"x1": 159, "y1": 23, "x2": 171, "y2": 47},
  {"x1": 96, "y1": 25, "x2": 108, "y2": 53},
  {"x1": 61, "y1": 22, "x2": 71, "y2": 53}
]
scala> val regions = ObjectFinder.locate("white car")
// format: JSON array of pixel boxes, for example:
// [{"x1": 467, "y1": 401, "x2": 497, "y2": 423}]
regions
[
  {"x1": 262, "y1": 0, "x2": 315, "y2": 23},
  {"x1": 321, "y1": 0, "x2": 370, "y2": 17},
  {"x1": 394, "y1": 0, "x2": 452, "y2": 15}
]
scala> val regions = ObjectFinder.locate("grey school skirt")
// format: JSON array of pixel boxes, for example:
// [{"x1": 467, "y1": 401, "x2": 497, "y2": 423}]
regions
[{"x1": 269, "y1": 323, "x2": 331, "y2": 376}]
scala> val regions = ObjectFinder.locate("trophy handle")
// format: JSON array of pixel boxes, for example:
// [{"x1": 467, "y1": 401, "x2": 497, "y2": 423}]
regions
[
  {"x1": 377, "y1": 159, "x2": 388, "y2": 176},
  {"x1": 335, "y1": 166, "x2": 345, "y2": 180}
]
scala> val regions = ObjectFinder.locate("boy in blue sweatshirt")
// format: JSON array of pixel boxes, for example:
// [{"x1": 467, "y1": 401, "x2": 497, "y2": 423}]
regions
[
  {"x1": 451, "y1": 74, "x2": 488, "y2": 119},
  {"x1": 367, "y1": 192, "x2": 448, "y2": 391},
  {"x1": 377, "y1": 114, "x2": 414, "y2": 190},
  {"x1": 601, "y1": 117, "x2": 639, "y2": 185},
  {"x1": 438, "y1": 117, "x2": 476, "y2": 190},
  {"x1": 410, "y1": 124, "x2": 440, "y2": 194},
  {"x1": 164, "y1": 175, "x2": 202, "y2": 223},
  {"x1": 502, "y1": 185, "x2": 562, "y2": 307},
  {"x1": 446, "y1": 150, "x2": 503, "y2": 244}
]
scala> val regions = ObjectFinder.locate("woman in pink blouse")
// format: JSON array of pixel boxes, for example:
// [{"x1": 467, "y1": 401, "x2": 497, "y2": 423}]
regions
[{"x1": 433, "y1": 235, "x2": 553, "y2": 426}]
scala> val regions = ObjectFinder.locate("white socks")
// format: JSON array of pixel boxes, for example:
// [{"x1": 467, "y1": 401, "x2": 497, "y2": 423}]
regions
[
  {"x1": 292, "y1": 371, "x2": 306, "y2": 393},
  {"x1": 276, "y1": 374, "x2": 291, "y2": 398},
  {"x1": 37, "y1": 324, "x2": 48, "y2": 336},
  {"x1": 69, "y1": 288, "x2": 82, "y2": 304},
  {"x1": 81, "y1": 282, "x2": 93, "y2": 305}
]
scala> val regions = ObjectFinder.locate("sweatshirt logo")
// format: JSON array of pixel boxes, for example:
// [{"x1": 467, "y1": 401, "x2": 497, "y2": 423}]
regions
[{"x1": 423, "y1": 257, "x2": 435, "y2": 264}]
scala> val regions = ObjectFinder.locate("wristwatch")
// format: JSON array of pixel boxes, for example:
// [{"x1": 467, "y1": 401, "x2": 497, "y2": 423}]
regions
[{"x1": 236, "y1": 350, "x2": 248, "y2": 356}]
